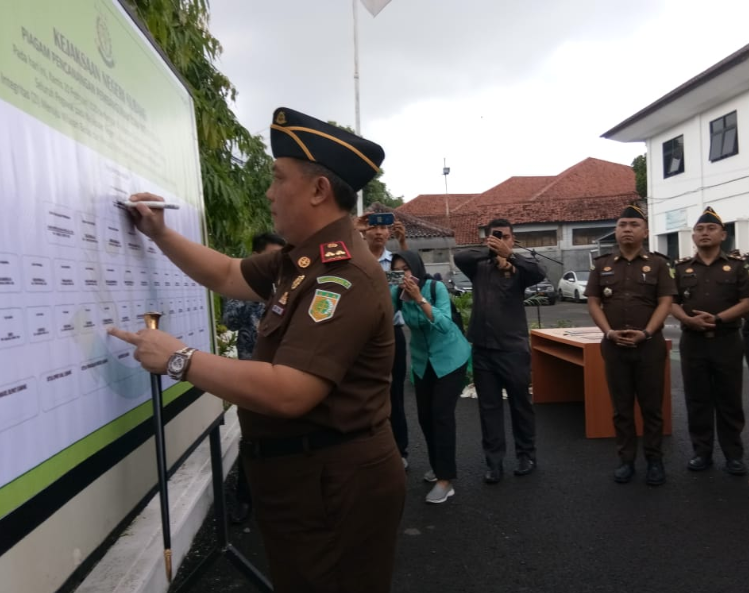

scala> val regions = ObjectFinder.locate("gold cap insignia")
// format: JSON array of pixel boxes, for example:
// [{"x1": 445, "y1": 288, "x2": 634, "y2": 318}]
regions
[
  {"x1": 723, "y1": 265, "x2": 731, "y2": 272},
  {"x1": 278, "y1": 291, "x2": 288, "y2": 305},
  {"x1": 275, "y1": 110, "x2": 287, "y2": 125},
  {"x1": 603, "y1": 266, "x2": 612, "y2": 272},
  {"x1": 291, "y1": 275, "x2": 305, "y2": 290},
  {"x1": 642, "y1": 266, "x2": 651, "y2": 273},
  {"x1": 298, "y1": 256, "x2": 311, "y2": 268}
]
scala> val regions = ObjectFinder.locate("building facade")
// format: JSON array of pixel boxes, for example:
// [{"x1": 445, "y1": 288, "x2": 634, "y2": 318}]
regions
[{"x1": 603, "y1": 43, "x2": 749, "y2": 258}]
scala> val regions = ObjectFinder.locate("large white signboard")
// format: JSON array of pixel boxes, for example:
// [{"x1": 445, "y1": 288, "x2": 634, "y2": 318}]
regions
[{"x1": 0, "y1": 0, "x2": 211, "y2": 515}]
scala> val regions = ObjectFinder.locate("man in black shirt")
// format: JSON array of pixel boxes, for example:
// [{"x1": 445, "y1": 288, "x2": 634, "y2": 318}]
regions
[{"x1": 455, "y1": 218, "x2": 545, "y2": 483}]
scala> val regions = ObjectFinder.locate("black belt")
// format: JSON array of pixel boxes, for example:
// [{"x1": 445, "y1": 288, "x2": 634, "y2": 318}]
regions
[
  {"x1": 240, "y1": 426, "x2": 374, "y2": 459},
  {"x1": 683, "y1": 328, "x2": 739, "y2": 339}
]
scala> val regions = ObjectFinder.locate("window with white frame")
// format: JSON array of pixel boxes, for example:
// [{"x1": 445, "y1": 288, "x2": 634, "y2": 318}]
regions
[
  {"x1": 662, "y1": 135, "x2": 684, "y2": 177},
  {"x1": 709, "y1": 111, "x2": 739, "y2": 162}
]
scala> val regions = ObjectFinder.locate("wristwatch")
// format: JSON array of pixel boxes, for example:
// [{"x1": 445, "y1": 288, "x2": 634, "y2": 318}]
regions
[
  {"x1": 714, "y1": 314, "x2": 723, "y2": 326},
  {"x1": 642, "y1": 330, "x2": 652, "y2": 340},
  {"x1": 167, "y1": 347, "x2": 197, "y2": 381},
  {"x1": 418, "y1": 297, "x2": 428, "y2": 305}
]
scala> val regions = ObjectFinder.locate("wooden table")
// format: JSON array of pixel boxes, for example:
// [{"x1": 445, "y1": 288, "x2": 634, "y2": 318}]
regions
[{"x1": 530, "y1": 328, "x2": 672, "y2": 439}]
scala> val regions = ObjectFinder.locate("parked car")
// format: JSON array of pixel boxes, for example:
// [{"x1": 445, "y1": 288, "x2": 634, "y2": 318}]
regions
[
  {"x1": 447, "y1": 270, "x2": 472, "y2": 295},
  {"x1": 557, "y1": 270, "x2": 589, "y2": 302},
  {"x1": 524, "y1": 278, "x2": 557, "y2": 305}
]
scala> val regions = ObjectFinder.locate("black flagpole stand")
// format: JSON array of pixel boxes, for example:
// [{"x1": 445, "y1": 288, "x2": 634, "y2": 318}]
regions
[
  {"x1": 514, "y1": 242, "x2": 564, "y2": 328},
  {"x1": 143, "y1": 311, "x2": 173, "y2": 582},
  {"x1": 171, "y1": 418, "x2": 273, "y2": 593}
]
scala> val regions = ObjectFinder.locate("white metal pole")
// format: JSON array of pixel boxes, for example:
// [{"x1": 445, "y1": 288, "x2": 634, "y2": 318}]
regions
[{"x1": 353, "y1": 0, "x2": 364, "y2": 215}]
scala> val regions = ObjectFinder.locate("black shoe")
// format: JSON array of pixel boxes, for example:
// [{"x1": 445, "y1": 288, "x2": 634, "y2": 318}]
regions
[
  {"x1": 646, "y1": 460, "x2": 666, "y2": 486},
  {"x1": 725, "y1": 459, "x2": 747, "y2": 475},
  {"x1": 613, "y1": 462, "x2": 635, "y2": 483},
  {"x1": 687, "y1": 455, "x2": 713, "y2": 472},
  {"x1": 514, "y1": 456, "x2": 536, "y2": 476},
  {"x1": 230, "y1": 502, "x2": 251, "y2": 524},
  {"x1": 484, "y1": 464, "x2": 503, "y2": 484}
]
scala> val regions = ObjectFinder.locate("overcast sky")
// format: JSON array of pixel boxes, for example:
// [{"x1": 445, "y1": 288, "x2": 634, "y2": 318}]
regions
[{"x1": 209, "y1": 0, "x2": 749, "y2": 201}]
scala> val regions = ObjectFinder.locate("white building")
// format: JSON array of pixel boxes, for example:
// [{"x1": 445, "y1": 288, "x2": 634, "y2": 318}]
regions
[{"x1": 603, "y1": 43, "x2": 749, "y2": 259}]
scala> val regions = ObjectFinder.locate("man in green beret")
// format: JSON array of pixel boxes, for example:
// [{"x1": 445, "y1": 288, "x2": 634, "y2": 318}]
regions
[
  {"x1": 585, "y1": 205, "x2": 676, "y2": 485},
  {"x1": 671, "y1": 207, "x2": 749, "y2": 475},
  {"x1": 109, "y1": 107, "x2": 405, "y2": 592}
]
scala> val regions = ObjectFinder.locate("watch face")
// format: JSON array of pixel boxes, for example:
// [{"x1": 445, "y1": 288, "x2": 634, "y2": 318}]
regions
[{"x1": 168, "y1": 355, "x2": 186, "y2": 376}]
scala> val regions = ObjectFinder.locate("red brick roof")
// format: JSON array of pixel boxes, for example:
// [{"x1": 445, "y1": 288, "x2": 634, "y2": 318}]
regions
[
  {"x1": 397, "y1": 194, "x2": 478, "y2": 217},
  {"x1": 434, "y1": 158, "x2": 640, "y2": 244}
]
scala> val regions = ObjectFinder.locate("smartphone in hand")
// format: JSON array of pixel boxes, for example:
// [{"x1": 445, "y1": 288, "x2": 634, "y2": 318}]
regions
[
  {"x1": 368, "y1": 212, "x2": 395, "y2": 227},
  {"x1": 385, "y1": 270, "x2": 405, "y2": 285},
  {"x1": 399, "y1": 277, "x2": 418, "y2": 302}
]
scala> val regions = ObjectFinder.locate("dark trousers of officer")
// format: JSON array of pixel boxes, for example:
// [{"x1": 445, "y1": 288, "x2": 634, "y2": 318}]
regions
[
  {"x1": 472, "y1": 346, "x2": 536, "y2": 469},
  {"x1": 601, "y1": 335, "x2": 667, "y2": 462},
  {"x1": 680, "y1": 330, "x2": 745, "y2": 460},
  {"x1": 243, "y1": 424, "x2": 405, "y2": 593},
  {"x1": 389, "y1": 325, "x2": 409, "y2": 458},
  {"x1": 413, "y1": 361, "x2": 466, "y2": 480}
]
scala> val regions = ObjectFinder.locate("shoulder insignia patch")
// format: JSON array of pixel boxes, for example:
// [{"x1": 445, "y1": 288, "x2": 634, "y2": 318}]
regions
[
  {"x1": 317, "y1": 275, "x2": 352, "y2": 289},
  {"x1": 309, "y1": 289, "x2": 341, "y2": 323},
  {"x1": 320, "y1": 241, "x2": 351, "y2": 263}
]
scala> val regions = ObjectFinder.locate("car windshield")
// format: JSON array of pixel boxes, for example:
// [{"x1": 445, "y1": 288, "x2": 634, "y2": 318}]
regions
[
  {"x1": 451, "y1": 272, "x2": 470, "y2": 284},
  {"x1": 576, "y1": 271, "x2": 590, "y2": 281}
]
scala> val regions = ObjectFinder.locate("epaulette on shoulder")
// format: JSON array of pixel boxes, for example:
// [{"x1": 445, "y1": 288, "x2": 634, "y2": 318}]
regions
[
  {"x1": 674, "y1": 256, "x2": 692, "y2": 265},
  {"x1": 728, "y1": 253, "x2": 744, "y2": 261},
  {"x1": 593, "y1": 253, "x2": 609, "y2": 260},
  {"x1": 652, "y1": 251, "x2": 670, "y2": 261}
]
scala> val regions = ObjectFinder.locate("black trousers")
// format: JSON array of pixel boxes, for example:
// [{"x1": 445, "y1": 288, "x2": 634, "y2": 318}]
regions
[
  {"x1": 680, "y1": 330, "x2": 745, "y2": 460},
  {"x1": 390, "y1": 325, "x2": 409, "y2": 458},
  {"x1": 601, "y1": 335, "x2": 666, "y2": 462},
  {"x1": 413, "y1": 361, "x2": 466, "y2": 480},
  {"x1": 472, "y1": 346, "x2": 536, "y2": 468}
]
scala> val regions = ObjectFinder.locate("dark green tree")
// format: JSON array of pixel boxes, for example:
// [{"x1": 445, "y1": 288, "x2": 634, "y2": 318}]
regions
[
  {"x1": 128, "y1": 0, "x2": 273, "y2": 257},
  {"x1": 631, "y1": 153, "x2": 647, "y2": 198}
]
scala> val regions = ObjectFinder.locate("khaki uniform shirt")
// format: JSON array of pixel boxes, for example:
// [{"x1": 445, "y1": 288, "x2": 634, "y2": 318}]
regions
[
  {"x1": 238, "y1": 215, "x2": 394, "y2": 438},
  {"x1": 585, "y1": 248, "x2": 676, "y2": 331},
  {"x1": 674, "y1": 252, "x2": 749, "y2": 330}
]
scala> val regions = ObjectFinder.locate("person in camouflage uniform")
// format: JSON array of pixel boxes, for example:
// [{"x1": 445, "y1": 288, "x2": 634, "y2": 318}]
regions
[{"x1": 222, "y1": 231, "x2": 285, "y2": 522}]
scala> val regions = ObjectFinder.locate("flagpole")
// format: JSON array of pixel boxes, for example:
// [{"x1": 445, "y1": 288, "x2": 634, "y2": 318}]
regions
[{"x1": 353, "y1": 0, "x2": 363, "y2": 215}]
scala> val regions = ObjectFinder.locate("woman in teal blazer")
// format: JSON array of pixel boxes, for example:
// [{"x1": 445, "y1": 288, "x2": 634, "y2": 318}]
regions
[{"x1": 391, "y1": 251, "x2": 471, "y2": 504}]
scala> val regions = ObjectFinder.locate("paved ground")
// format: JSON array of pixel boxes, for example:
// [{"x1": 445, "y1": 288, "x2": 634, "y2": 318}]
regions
[{"x1": 170, "y1": 302, "x2": 749, "y2": 593}]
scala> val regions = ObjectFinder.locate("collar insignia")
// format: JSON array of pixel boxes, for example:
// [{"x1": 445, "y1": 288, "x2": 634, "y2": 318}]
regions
[
  {"x1": 320, "y1": 241, "x2": 351, "y2": 263},
  {"x1": 292, "y1": 275, "x2": 305, "y2": 290}
]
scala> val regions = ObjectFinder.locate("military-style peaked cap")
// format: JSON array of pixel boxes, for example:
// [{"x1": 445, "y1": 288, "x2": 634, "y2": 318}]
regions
[
  {"x1": 619, "y1": 204, "x2": 646, "y2": 220},
  {"x1": 270, "y1": 107, "x2": 385, "y2": 192},
  {"x1": 695, "y1": 206, "x2": 724, "y2": 227}
]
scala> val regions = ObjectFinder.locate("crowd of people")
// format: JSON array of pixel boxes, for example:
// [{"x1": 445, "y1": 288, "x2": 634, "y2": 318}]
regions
[{"x1": 112, "y1": 106, "x2": 748, "y2": 593}]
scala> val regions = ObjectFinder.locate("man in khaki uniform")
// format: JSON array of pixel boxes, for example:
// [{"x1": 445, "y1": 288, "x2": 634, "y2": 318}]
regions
[
  {"x1": 110, "y1": 107, "x2": 406, "y2": 592},
  {"x1": 585, "y1": 205, "x2": 676, "y2": 486},
  {"x1": 671, "y1": 207, "x2": 749, "y2": 475}
]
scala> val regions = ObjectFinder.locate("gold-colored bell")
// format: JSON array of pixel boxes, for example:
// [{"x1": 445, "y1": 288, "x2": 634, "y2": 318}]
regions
[{"x1": 144, "y1": 311, "x2": 163, "y2": 330}]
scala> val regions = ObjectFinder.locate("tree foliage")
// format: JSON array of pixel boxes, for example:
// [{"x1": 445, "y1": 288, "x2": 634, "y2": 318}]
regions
[
  {"x1": 127, "y1": 0, "x2": 273, "y2": 257},
  {"x1": 631, "y1": 153, "x2": 647, "y2": 199}
]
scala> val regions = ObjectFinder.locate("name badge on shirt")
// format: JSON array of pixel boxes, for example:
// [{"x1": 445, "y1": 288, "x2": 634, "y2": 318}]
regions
[{"x1": 601, "y1": 271, "x2": 615, "y2": 276}]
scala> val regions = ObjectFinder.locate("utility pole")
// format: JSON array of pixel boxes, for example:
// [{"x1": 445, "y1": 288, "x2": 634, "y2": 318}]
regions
[{"x1": 443, "y1": 158, "x2": 453, "y2": 267}]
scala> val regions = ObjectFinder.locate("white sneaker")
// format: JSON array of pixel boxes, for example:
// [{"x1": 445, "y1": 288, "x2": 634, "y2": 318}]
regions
[
  {"x1": 402, "y1": 457, "x2": 409, "y2": 470},
  {"x1": 423, "y1": 469, "x2": 437, "y2": 483},
  {"x1": 425, "y1": 483, "x2": 455, "y2": 504}
]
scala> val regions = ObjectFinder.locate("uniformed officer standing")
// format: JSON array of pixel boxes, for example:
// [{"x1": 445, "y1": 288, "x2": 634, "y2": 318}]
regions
[
  {"x1": 110, "y1": 108, "x2": 406, "y2": 592},
  {"x1": 585, "y1": 205, "x2": 676, "y2": 485},
  {"x1": 671, "y1": 207, "x2": 749, "y2": 475}
]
